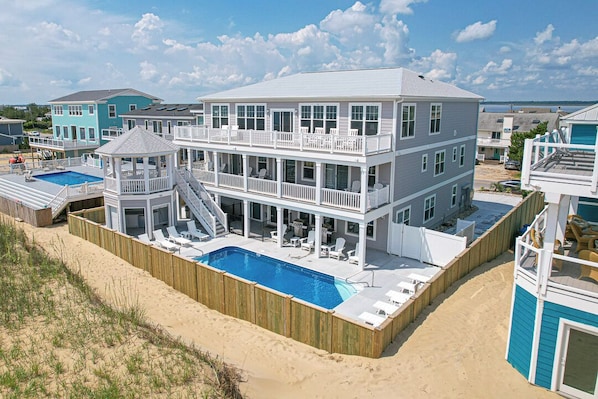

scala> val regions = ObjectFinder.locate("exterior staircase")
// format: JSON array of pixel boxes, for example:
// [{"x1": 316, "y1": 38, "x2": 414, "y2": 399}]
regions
[{"x1": 174, "y1": 168, "x2": 228, "y2": 238}]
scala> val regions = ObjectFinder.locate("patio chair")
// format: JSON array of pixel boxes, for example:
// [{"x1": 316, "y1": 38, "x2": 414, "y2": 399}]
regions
[
  {"x1": 569, "y1": 222, "x2": 598, "y2": 253},
  {"x1": 358, "y1": 311, "x2": 385, "y2": 327},
  {"x1": 137, "y1": 233, "x2": 152, "y2": 244},
  {"x1": 373, "y1": 300, "x2": 398, "y2": 316},
  {"x1": 329, "y1": 128, "x2": 338, "y2": 135},
  {"x1": 270, "y1": 224, "x2": 287, "y2": 241},
  {"x1": 258, "y1": 168, "x2": 268, "y2": 179},
  {"x1": 152, "y1": 229, "x2": 179, "y2": 252},
  {"x1": 565, "y1": 214, "x2": 598, "y2": 240},
  {"x1": 347, "y1": 246, "x2": 359, "y2": 264},
  {"x1": 300, "y1": 230, "x2": 316, "y2": 252},
  {"x1": 346, "y1": 180, "x2": 360, "y2": 193},
  {"x1": 299, "y1": 126, "x2": 309, "y2": 134},
  {"x1": 24, "y1": 170, "x2": 33, "y2": 182},
  {"x1": 578, "y1": 250, "x2": 598, "y2": 283},
  {"x1": 329, "y1": 237, "x2": 346, "y2": 260},
  {"x1": 219, "y1": 163, "x2": 228, "y2": 173},
  {"x1": 373, "y1": 182, "x2": 383, "y2": 190},
  {"x1": 186, "y1": 220, "x2": 210, "y2": 241},
  {"x1": 246, "y1": 166, "x2": 253, "y2": 177},
  {"x1": 314, "y1": 127, "x2": 325, "y2": 134},
  {"x1": 166, "y1": 226, "x2": 192, "y2": 246},
  {"x1": 385, "y1": 290, "x2": 411, "y2": 305}
]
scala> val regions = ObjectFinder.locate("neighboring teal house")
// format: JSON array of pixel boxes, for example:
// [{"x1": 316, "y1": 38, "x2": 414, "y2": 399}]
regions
[
  {"x1": 507, "y1": 103, "x2": 598, "y2": 398},
  {"x1": 30, "y1": 89, "x2": 161, "y2": 159}
]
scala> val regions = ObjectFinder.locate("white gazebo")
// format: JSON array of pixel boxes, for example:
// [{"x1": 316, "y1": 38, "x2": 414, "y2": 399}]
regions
[{"x1": 95, "y1": 126, "x2": 180, "y2": 237}]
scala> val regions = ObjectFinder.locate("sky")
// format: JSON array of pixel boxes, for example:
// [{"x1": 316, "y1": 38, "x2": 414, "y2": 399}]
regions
[{"x1": 0, "y1": 0, "x2": 597, "y2": 105}]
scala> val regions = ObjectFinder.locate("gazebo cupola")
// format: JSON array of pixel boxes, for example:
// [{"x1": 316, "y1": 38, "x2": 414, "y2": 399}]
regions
[{"x1": 95, "y1": 126, "x2": 180, "y2": 237}]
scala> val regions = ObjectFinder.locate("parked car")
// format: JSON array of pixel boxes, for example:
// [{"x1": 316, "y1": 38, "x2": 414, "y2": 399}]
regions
[
  {"x1": 498, "y1": 179, "x2": 521, "y2": 190},
  {"x1": 28, "y1": 131, "x2": 40, "y2": 136},
  {"x1": 504, "y1": 159, "x2": 521, "y2": 170}
]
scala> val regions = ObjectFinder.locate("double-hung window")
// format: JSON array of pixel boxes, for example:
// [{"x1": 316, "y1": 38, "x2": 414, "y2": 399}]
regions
[
  {"x1": 346, "y1": 221, "x2": 375, "y2": 239},
  {"x1": 88, "y1": 127, "x2": 95, "y2": 141},
  {"x1": 53, "y1": 105, "x2": 63, "y2": 115},
  {"x1": 350, "y1": 104, "x2": 379, "y2": 135},
  {"x1": 237, "y1": 104, "x2": 265, "y2": 130},
  {"x1": 430, "y1": 103, "x2": 441, "y2": 134},
  {"x1": 452, "y1": 146, "x2": 458, "y2": 162},
  {"x1": 211, "y1": 104, "x2": 229, "y2": 128},
  {"x1": 108, "y1": 104, "x2": 116, "y2": 118},
  {"x1": 459, "y1": 145, "x2": 466, "y2": 167},
  {"x1": 434, "y1": 150, "x2": 445, "y2": 176},
  {"x1": 88, "y1": 105, "x2": 95, "y2": 115},
  {"x1": 300, "y1": 104, "x2": 337, "y2": 133},
  {"x1": 451, "y1": 185, "x2": 458, "y2": 208},
  {"x1": 396, "y1": 207, "x2": 411, "y2": 225},
  {"x1": 303, "y1": 161, "x2": 315, "y2": 180},
  {"x1": 401, "y1": 104, "x2": 416, "y2": 138},
  {"x1": 79, "y1": 127, "x2": 86, "y2": 140},
  {"x1": 68, "y1": 105, "x2": 82, "y2": 116},
  {"x1": 421, "y1": 154, "x2": 428, "y2": 172},
  {"x1": 424, "y1": 195, "x2": 436, "y2": 223}
]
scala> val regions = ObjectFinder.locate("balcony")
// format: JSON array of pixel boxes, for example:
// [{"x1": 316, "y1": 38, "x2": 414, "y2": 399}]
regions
[
  {"x1": 104, "y1": 174, "x2": 170, "y2": 194},
  {"x1": 173, "y1": 126, "x2": 393, "y2": 156},
  {"x1": 476, "y1": 137, "x2": 510, "y2": 148},
  {"x1": 520, "y1": 132, "x2": 598, "y2": 197},
  {"x1": 515, "y1": 207, "x2": 598, "y2": 301},
  {"x1": 191, "y1": 168, "x2": 390, "y2": 212},
  {"x1": 29, "y1": 136, "x2": 99, "y2": 151}
]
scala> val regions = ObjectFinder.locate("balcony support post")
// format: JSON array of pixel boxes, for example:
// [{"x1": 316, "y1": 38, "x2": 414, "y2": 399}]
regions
[
  {"x1": 276, "y1": 158, "x2": 282, "y2": 198},
  {"x1": 243, "y1": 154, "x2": 249, "y2": 192},
  {"x1": 243, "y1": 200, "x2": 250, "y2": 239},
  {"x1": 315, "y1": 161, "x2": 322, "y2": 205}
]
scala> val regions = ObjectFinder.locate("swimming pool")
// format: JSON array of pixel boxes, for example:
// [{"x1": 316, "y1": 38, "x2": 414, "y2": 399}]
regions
[
  {"x1": 35, "y1": 171, "x2": 103, "y2": 186},
  {"x1": 195, "y1": 247, "x2": 357, "y2": 309}
]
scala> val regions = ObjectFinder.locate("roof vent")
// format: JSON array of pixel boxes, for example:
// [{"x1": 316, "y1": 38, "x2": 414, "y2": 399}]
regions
[
  {"x1": 177, "y1": 107, "x2": 188, "y2": 111},
  {"x1": 166, "y1": 107, "x2": 177, "y2": 111},
  {"x1": 156, "y1": 106, "x2": 166, "y2": 111},
  {"x1": 497, "y1": 118, "x2": 503, "y2": 123},
  {"x1": 532, "y1": 119, "x2": 540, "y2": 124},
  {"x1": 418, "y1": 74, "x2": 425, "y2": 80}
]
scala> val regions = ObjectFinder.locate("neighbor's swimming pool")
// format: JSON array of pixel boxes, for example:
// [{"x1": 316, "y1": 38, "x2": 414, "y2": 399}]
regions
[
  {"x1": 35, "y1": 171, "x2": 103, "y2": 186},
  {"x1": 194, "y1": 246, "x2": 357, "y2": 309}
]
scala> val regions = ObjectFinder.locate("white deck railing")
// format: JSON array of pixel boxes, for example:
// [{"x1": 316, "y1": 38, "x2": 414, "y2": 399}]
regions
[
  {"x1": 476, "y1": 137, "x2": 511, "y2": 147},
  {"x1": 104, "y1": 175, "x2": 169, "y2": 194},
  {"x1": 28, "y1": 136, "x2": 99, "y2": 151},
  {"x1": 174, "y1": 125, "x2": 392, "y2": 156},
  {"x1": 191, "y1": 167, "x2": 389, "y2": 211}
]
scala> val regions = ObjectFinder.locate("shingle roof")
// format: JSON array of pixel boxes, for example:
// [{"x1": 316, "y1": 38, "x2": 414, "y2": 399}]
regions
[
  {"x1": 49, "y1": 88, "x2": 162, "y2": 103},
  {"x1": 561, "y1": 103, "x2": 598, "y2": 123},
  {"x1": 95, "y1": 126, "x2": 179, "y2": 157},
  {"x1": 121, "y1": 103, "x2": 203, "y2": 118},
  {"x1": 478, "y1": 112, "x2": 560, "y2": 133},
  {"x1": 199, "y1": 68, "x2": 483, "y2": 101}
]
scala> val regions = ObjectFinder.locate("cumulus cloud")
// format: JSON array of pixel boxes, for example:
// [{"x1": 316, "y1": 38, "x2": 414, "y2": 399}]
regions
[
  {"x1": 534, "y1": 24, "x2": 554, "y2": 44},
  {"x1": 482, "y1": 59, "x2": 513, "y2": 74},
  {"x1": 131, "y1": 13, "x2": 164, "y2": 50},
  {"x1": 379, "y1": 0, "x2": 428, "y2": 15},
  {"x1": 0, "y1": 68, "x2": 21, "y2": 87},
  {"x1": 410, "y1": 49, "x2": 457, "y2": 80},
  {"x1": 455, "y1": 20, "x2": 497, "y2": 43}
]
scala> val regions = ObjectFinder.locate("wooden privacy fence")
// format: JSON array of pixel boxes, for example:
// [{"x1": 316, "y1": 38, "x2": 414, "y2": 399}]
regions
[{"x1": 67, "y1": 191, "x2": 544, "y2": 358}]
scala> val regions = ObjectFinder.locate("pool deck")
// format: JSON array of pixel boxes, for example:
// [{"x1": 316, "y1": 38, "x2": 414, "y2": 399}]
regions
[{"x1": 174, "y1": 233, "x2": 440, "y2": 324}]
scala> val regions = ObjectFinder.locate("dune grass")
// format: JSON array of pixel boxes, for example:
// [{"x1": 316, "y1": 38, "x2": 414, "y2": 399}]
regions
[{"x1": 0, "y1": 218, "x2": 243, "y2": 398}]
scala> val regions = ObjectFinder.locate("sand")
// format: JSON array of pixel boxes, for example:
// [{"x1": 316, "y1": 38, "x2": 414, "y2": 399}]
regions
[{"x1": 16, "y1": 220, "x2": 558, "y2": 398}]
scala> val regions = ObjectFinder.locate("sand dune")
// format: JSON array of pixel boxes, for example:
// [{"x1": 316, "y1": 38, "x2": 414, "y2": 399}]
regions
[{"x1": 20, "y1": 221, "x2": 558, "y2": 398}]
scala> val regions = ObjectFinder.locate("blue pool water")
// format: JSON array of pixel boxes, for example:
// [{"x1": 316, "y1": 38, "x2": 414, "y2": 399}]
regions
[
  {"x1": 35, "y1": 171, "x2": 103, "y2": 186},
  {"x1": 195, "y1": 246, "x2": 357, "y2": 309}
]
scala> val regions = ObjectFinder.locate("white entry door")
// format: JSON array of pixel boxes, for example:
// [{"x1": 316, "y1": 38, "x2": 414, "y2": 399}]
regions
[
  {"x1": 556, "y1": 322, "x2": 598, "y2": 399},
  {"x1": 271, "y1": 110, "x2": 294, "y2": 132}
]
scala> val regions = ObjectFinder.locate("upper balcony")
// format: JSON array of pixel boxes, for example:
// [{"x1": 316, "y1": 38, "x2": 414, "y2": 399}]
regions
[
  {"x1": 29, "y1": 136, "x2": 99, "y2": 152},
  {"x1": 173, "y1": 125, "x2": 393, "y2": 157},
  {"x1": 515, "y1": 206, "x2": 598, "y2": 303},
  {"x1": 476, "y1": 137, "x2": 510, "y2": 148},
  {"x1": 521, "y1": 132, "x2": 598, "y2": 198},
  {"x1": 102, "y1": 127, "x2": 174, "y2": 142}
]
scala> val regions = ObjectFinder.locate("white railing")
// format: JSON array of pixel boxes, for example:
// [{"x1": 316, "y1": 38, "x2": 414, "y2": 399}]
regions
[
  {"x1": 476, "y1": 137, "x2": 511, "y2": 147},
  {"x1": 81, "y1": 153, "x2": 102, "y2": 168},
  {"x1": 219, "y1": 173, "x2": 244, "y2": 189},
  {"x1": 282, "y1": 182, "x2": 316, "y2": 203},
  {"x1": 248, "y1": 177, "x2": 277, "y2": 195},
  {"x1": 104, "y1": 175, "x2": 169, "y2": 194},
  {"x1": 321, "y1": 188, "x2": 360, "y2": 210},
  {"x1": 174, "y1": 125, "x2": 393, "y2": 156},
  {"x1": 48, "y1": 181, "x2": 105, "y2": 218},
  {"x1": 521, "y1": 132, "x2": 598, "y2": 194},
  {"x1": 28, "y1": 136, "x2": 99, "y2": 150},
  {"x1": 367, "y1": 185, "x2": 390, "y2": 209},
  {"x1": 101, "y1": 128, "x2": 127, "y2": 140}
]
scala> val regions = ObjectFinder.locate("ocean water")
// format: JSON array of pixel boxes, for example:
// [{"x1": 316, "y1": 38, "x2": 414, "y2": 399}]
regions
[{"x1": 481, "y1": 103, "x2": 588, "y2": 114}]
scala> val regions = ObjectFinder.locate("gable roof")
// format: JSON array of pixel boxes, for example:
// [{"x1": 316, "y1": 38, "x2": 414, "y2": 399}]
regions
[
  {"x1": 478, "y1": 112, "x2": 560, "y2": 133},
  {"x1": 121, "y1": 103, "x2": 203, "y2": 118},
  {"x1": 199, "y1": 68, "x2": 483, "y2": 102},
  {"x1": 95, "y1": 126, "x2": 178, "y2": 157},
  {"x1": 49, "y1": 89, "x2": 162, "y2": 104},
  {"x1": 561, "y1": 103, "x2": 598, "y2": 124}
]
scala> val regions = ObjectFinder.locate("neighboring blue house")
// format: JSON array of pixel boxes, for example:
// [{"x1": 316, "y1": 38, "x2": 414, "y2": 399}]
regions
[
  {"x1": 507, "y1": 103, "x2": 598, "y2": 398},
  {"x1": 0, "y1": 117, "x2": 25, "y2": 149},
  {"x1": 30, "y1": 89, "x2": 161, "y2": 159}
]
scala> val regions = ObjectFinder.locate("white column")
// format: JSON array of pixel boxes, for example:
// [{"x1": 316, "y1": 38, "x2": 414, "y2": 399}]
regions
[
  {"x1": 276, "y1": 206, "x2": 283, "y2": 248},
  {"x1": 315, "y1": 161, "x2": 322, "y2": 205},
  {"x1": 276, "y1": 157, "x2": 283, "y2": 198},
  {"x1": 360, "y1": 166, "x2": 368, "y2": 213},
  {"x1": 243, "y1": 200, "x2": 250, "y2": 238},
  {"x1": 358, "y1": 222, "x2": 367, "y2": 270},
  {"x1": 115, "y1": 157, "x2": 122, "y2": 195},
  {"x1": 187, "y1": 148, "x2": 192, "y2": 171},
  {"x1": 243, "y1": 154, "x2": 249, "y2": 192},
  {"x1": 143, "y1": 157, "x2": 150, "y2": 193},
  {"x1": 213, "y1": 151, "x2": 219, "y2": 187},
  {"x1": 314, "y1": 214, "x2": 322, "y2": 258}
]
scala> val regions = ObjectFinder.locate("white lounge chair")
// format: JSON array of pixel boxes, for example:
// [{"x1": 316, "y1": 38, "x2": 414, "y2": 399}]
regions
[
  {"x1": 348, "y1": 246, "x2": 360, "y2": 264},
  {"x1": 270, "y1": 224, "x2": 287, "y2": 241},
  {"x1": 186, "y1": 220, "x2": 209, "y2": 241},
  {"x1": 137, "y1": 233, "x2": 152, "y2": 244},
  {"x1": 373, "y1": 300, "x2": 399, "y2": 316},
  {"x1": 329, "y1": 237, "x2": 346, "y2": 260},
  {"x1": 397, "y1": 281, "x2": 417, "y2": 295},
  {"x1": 300, "y1": 230, "x2": 316, "y2": 252},
  {"x1": 152, "y1": 229, "x2": 179, "y2": 252},
  {"x1": 358, "y1": 311, "x2": 385, "y2": 327},
  {"x1": 166, "y1": 226, "x2": 192, "y2": 246},
  {"x1": 385, "y1": 290, "x2": 411, "y2": 306}
]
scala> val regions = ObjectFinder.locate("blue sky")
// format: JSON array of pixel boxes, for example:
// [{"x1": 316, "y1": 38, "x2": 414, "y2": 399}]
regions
[{"x1": 0, "y1": 0, "x2": 597, "y2": 104}]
